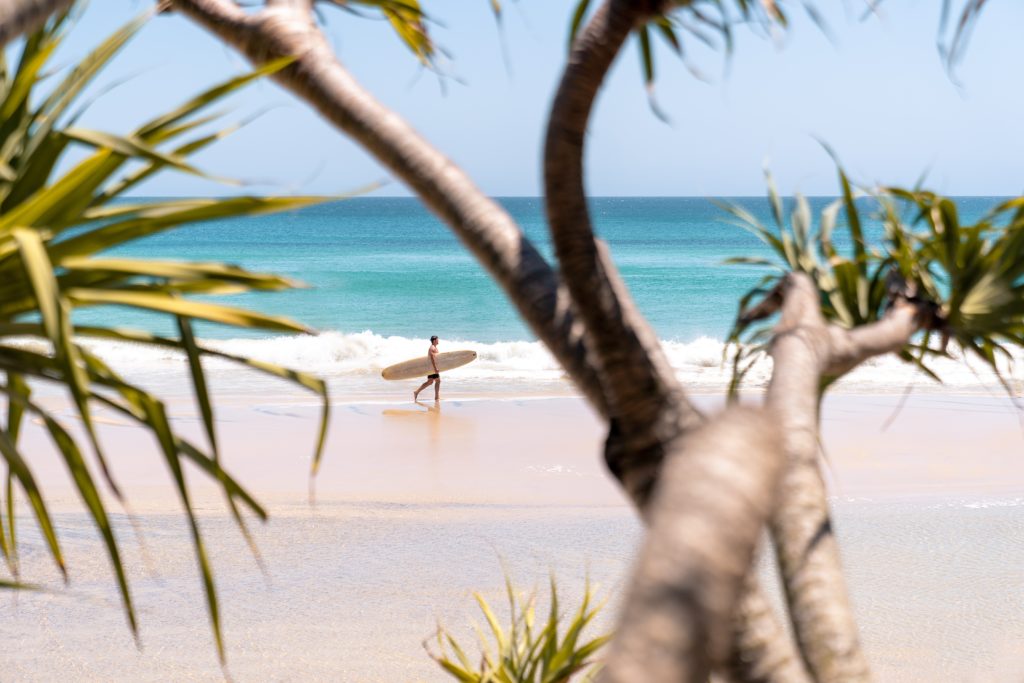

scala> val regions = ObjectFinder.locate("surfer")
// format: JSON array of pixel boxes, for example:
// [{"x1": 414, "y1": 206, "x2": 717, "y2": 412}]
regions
[{"x1": 413, "y1": 335, "x2": 441, "y2": 401}]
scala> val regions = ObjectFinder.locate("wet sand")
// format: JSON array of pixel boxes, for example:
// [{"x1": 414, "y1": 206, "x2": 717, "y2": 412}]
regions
[{"x1": 5, "y1": 393, "x2": 1024, "y2": 680}]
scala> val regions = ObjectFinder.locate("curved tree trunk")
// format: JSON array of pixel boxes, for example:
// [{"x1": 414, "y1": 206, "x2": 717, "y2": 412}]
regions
[
  {"x1": 599, "y1": 407, "x2": 786, "y2": 683},
  {"x1": 0, "y1": 0, "x2": 74, "y2": 48},
  {"x1": 544, "y1": 0, "x2": 697, "y2": 504},
  {"x1": 770, "y1": 327, "x2": 872, "y2": 683},
  {"x1": 727, "y1": 576, "x2": 811, "y2": 683},
  {"x1": 764, "y1": 273, "x2": 926, "y2": 682},
  {"x1": 544, "y1": 3, "x2": 808, "y2": 682}
]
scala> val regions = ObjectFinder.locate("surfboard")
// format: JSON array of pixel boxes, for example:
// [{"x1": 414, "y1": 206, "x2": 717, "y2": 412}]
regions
[{"x1": 381, "y1": 350, "x2": 477, "y2": 381}]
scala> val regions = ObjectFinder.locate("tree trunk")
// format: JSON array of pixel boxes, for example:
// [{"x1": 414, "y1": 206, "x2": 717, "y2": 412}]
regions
[
  {"x1": 544, "y1": 0, "x2": 699, "y2": 503},
  {"x1": 545, "y1": 4, "x2": 808, "y2": 682},
  {"x1": 765, "y1": 274, "x2": 870, "y2": 682},
  {"x1": 599, "y1": 407, "x2": 785, "y2": 683},
  {"x1": 764, "y1": 273, "x2": 925, "y2": 682},
  {"x1": 0, "y1": 0, "x2": 74, "y2": 48}
]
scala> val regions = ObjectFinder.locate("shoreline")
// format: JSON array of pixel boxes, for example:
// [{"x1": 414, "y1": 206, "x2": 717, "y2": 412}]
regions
[
  {"x1": 5, "y1": 392, "x2": 1024, "y2": 680},
  {"x1": 18, "y1": 391, "x2": 1024, "y2": 509},
  {"x1": 25, "y1": 329, "x2": 1024, "y2": 405}
]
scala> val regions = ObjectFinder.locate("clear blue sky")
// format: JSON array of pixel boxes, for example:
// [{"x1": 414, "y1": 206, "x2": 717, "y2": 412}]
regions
[{"x1": 51, "y1": 1, "x2": 1024, "y2": 197}]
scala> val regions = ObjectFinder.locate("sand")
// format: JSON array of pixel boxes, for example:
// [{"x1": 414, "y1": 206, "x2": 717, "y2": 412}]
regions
[{"x1": 4, "y1": 391, "x2": 1024, "y2": 681}]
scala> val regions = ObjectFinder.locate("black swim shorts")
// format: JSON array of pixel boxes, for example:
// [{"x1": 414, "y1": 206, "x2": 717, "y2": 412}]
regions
[{"x1": 427, "y1": 373, "x2": 439, "y2": 380}]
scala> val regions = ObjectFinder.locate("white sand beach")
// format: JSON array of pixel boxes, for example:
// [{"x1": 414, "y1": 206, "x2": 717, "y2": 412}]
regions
[{"x1": 4, "y1": 391, "x2": 1024, "y2": 681}]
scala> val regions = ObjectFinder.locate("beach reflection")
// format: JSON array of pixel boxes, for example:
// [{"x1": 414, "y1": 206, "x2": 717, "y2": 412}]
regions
[
  {"x1": 381, "y1": 400, "x2": 442, "y2": 419},
  {"x1": 382, "y1": 400, "x2": 443, "y2": 454}
]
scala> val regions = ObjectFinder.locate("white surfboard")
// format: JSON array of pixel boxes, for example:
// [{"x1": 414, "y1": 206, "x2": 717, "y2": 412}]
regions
[{"x1": 380, "y1": 350, "x2": 477, "y2": 381}]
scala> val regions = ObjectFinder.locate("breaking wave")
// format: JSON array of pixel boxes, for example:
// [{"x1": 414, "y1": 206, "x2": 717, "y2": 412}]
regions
[{"x1": 60, "y1": 330, "x2": 1024, "y2": 396}]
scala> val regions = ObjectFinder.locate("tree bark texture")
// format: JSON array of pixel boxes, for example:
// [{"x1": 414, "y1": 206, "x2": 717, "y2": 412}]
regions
[
  {"x1": 599, "y1": 407, "x2": 785, "y2": 683},
  {"x1": 726, "y1": 576, "x2": 810, "y2": 683},
  {"x1": 0, "y1": 0, "x2": 74, "y2": 48},
  {"x1": 543, "y1": 0, "x2": 701, "y2": 505},
  {"x1": 765, "y1": 273, "x2": 923, "y2": 683}
]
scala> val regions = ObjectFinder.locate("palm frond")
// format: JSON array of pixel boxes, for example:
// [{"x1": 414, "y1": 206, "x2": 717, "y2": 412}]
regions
[
  {"x1": 429, "y1": 574, "x2": 610, "y2": 683},
  {"x1": 567, "y1": 0, "x2": 810, "y2": 113},
  {"x1": 0, "y1": 10, "x2": 336, "y2": 662},
  {"x1": 322, "y1": 0, "x2": 435, "y2": 63},
  {"x1": 725, "y1": 158, "x2": 1024, "y2": 396}
]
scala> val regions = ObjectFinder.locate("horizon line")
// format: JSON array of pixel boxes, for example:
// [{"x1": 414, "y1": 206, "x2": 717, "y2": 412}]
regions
[{"x1": 122, "y1": 194, "x2": 1016, "y2": 200}]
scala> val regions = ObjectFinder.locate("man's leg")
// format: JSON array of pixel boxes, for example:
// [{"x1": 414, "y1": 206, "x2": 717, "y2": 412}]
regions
[
  {"x1": 434, "y1": 377, "x2": 441, "y2": 400},
  {"x1": 414, "y1": 378, "x2": 432, "y2": 400}
]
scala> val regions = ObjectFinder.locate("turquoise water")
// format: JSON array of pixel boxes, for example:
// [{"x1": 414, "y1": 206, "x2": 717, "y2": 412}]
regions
[
  {"x1": 57, "y1": 195, "x2": 1020, "y2": 397},
  {"x1": 84, "y1": 195, "x2": 1001, "y2": 343}
]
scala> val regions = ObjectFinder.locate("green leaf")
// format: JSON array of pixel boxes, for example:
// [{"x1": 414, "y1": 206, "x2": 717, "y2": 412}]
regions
[
  {"x1": 568, "y1": 0, "x2": 593, "y2": 48},
  {"x1": 35, "y1": 407, "x2": 136, "y2": 635},
  {"x1": 28, "y1": 12, "x2": 149, "y2": 160},
  {"x1": 0, "y1": 14, "x2": 338, "y2": 664},
  {"x1": 819, "y1": 198, "x2": 841, "y2": 259},
  {"x1": 0, "y1": 38, "x2": 57, "y2": 121},
  {"x1": 136, "y1": 56, "x2": 296, "y2": 140},
  {"x1": 0, "y1": 149, "x2": 121, "y2": 232},
  {"x1": 75, "y1": 356, "x2": 267, "y2": 521},
  {"x1": 139, "y1": 394, "x2": 224, "y2": 661},
  {"x1": 0, "y1": 427, "x2": 64, "y2": 581},
  {"x1": 11, "y1": 228, "x2": 121, "y2": 498},
  {"x1": 638, "y1": 25, "x2": 654, "y2": 87},
  {"x1": 1, "y1": 469, "x2": 15, "y2": 576},
  {"x1": 764, "y1": 168, "x2": 784, "y2": 230},
  {"x1": 654, "y1": 16, "x2": 681, "y2": 55},
  {"x1": 478, "y1": 592, "x2": 509, "y2": 651},
  {"x1": 838, "y1": 167, "x2": 867, "y2": 274},
  {"x1": 61, "y1": 127, "x2": 214, "y2": 182},
  {"x1": 173, "y1": 314, "x2": 264, "y2": 564},
  {"x1": 65, "y1": 287, "x2": 314, "y2": 334},
  {"x1": 59, "y1": 257, "x2": 301, "y2": 291},
  {"x1": 51, "y1": 195, "x2": 327, "y2": 259},
  {"x1": 96, "y1": 117, "x2": 247, "y2": 202}
]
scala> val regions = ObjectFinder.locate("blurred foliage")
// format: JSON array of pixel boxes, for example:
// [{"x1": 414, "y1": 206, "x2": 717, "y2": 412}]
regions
[
  {"x1": 323, "y1": 0, "x2": 434, "y2": 63},
  {"x1": 938, "y1": 0, "x2": 988, "y2": 72},
  {"x1": 724, "y1": 161, "x2": 1024, "y2": 397},
  {"x1": 429, "y1": 576, "x2": 610, "y2": 683},
  {"x1": 559, "y1": 0, "x2": 996, "y2": 115},
  {"x1": 0, "y1": 8, "x2": 333, "y2": 662},
  {"x1": 567, "y1": 0, "x2": 811, "y2": 117}
]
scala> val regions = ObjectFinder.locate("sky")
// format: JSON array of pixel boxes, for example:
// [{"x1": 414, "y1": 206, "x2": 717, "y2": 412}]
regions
[{"x1": 46, "y1": 1, "x2": 1024, "y2": 197}]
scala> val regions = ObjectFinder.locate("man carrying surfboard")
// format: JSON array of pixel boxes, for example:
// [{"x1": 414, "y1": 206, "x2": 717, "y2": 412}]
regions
[
  {"x1": 380, "y1": 342, "x2": 477, "y2": 390},
  {"x1": 413, "y1": 335, "x2": 442, "y2": 401}
]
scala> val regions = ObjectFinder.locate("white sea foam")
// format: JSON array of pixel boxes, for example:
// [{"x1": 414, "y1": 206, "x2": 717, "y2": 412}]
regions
[
  {"x1": 961, "y1": 497, "x2": 1024, "y2": 509},
  {"x1": 59, "y1": 330, "x2": 1024, "y2": 397}
]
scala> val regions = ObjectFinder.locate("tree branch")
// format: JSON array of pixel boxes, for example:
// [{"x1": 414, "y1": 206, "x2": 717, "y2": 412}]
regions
[
  {"x1": 728, "y1": 575, "x2": 812, "y2": 683},
  {"x1": 544, "y1": 0, "x2": 699, "y2": 459},
  {"x1": 169, "y1": 0, "x2": 610, "y2": 417},
  {"x1": 825, "y1": 300, "x2": 923, "y2": 376},
  {"x1": 545, "y1": 4, "x2": 809, "y2": 681},
  {"x1": 599, "y1": 407, "x2": 785, "y2": 683},
  {"x1": 0, "y1": 0, "x2": 75, "y2": 48},
  {"x1": 766, "y1": 273, "x2": 871, "y2": 683}
]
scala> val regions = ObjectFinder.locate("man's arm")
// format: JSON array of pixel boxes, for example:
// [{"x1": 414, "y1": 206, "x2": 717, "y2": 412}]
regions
[{"x1": 429, "y1": 346, "x2": 439, "y2": 374}]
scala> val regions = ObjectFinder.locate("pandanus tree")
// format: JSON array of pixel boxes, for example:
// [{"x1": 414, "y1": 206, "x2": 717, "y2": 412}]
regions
[
  {"x1": 0, "y1": 0, "x2": 1014, "y2": 680},
  {"x1": 0, "y1": 7, "x2": 332, "y2": 662}
]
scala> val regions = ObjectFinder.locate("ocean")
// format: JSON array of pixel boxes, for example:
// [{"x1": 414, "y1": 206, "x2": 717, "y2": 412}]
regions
[{"x1": 65, "y1": 195, "x2": 1021, "y2": 398}]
